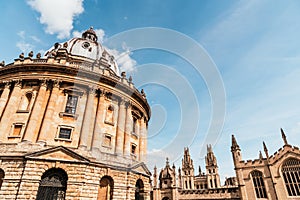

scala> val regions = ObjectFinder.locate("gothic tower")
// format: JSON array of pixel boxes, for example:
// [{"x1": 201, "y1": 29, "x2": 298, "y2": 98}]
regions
[
  {"x1": 181, "y1": 147, "x2": 195, "y2": 189},
  {"x1": 205, "y1": 144, "x2": 221, "y2": 188}
]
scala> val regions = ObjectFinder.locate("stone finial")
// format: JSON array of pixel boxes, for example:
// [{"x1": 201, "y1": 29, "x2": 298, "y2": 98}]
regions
[
  {"x1": 259, "y1": 151, "x2": 263, "y2": 161},
  {"x1": 199, "y1": 166, "x2": 202, "y2": 174},
  {"x1": 0, "y1": 60, "x2": 4, "y2": 67},
  {"x1": 263, "y1": 141, "x2": 269, "y2": 158},
  {"x1": 281, "y1": 128, "x2": 288, "y2": 146},
  {"x1": 63, "y1": 42, "x2": 68, "y2": 48},
  {"x1": 141, "y1": 89, "x2": 146, "y2": 98},
  {"x1": 36, "y1": 53, "x2": 41, "y2": 59},
  {"x1": 166, "y1": 157, "x2": 170, "y2": 167},
  {"x1": 129, "y1": 75, "x2": 133, "y2": 83},
  {"x1": 28, "y1": 51, "x2": 33, "y2": 58},
  {"x1": 19, "y1": 53, "x2": 24, "y2": 59}
]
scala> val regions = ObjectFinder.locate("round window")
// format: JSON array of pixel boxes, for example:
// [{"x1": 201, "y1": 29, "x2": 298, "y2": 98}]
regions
[{"x1": 82, "y1": 42, "x2": 90, "y2": 49}]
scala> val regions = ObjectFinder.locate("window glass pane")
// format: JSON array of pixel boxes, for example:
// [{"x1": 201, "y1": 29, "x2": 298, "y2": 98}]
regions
[
  {"x1": 59, "y1": 128, "x2": 71, "y2": 139},
  {"x1": 13, "y1": 125, "x2": 22, "y2": 136},
  {"x1": 65, "y1": 95, "x2": 78, "y2": 114}
]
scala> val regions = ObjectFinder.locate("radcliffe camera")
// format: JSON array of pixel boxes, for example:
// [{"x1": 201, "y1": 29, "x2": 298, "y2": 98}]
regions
[{"x1": 0, "y1": 1, "x2": 299, "y2": 200}]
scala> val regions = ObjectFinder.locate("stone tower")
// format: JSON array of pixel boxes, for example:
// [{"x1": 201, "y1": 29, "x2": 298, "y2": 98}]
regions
[
  {"x1": 205, "y1": 144, "x2": 221, "y2": 188},
  {"x1": 181, "y1": 147, "x2": 195, "y2": 189}
]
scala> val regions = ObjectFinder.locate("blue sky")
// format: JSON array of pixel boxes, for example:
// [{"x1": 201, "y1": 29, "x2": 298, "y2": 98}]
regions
[{"x1": 1, "y1": 0, "x2": 300, "y2": 182}]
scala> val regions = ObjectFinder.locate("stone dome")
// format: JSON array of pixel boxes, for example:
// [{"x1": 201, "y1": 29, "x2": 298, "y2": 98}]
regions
[{"x1": 45, "y1": 27, "x2": 120, "y2": 75}]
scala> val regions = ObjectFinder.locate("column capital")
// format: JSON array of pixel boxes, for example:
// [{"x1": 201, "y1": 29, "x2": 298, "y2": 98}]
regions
[
  {"x1": 52, "y1": 79, "x2": 61, "y2": 89},
  {"x1": 88, "y1": 86, "x2": 97, "y2": 95},
  {"x1": 39, "y1": 79, "x2": 48, "y2": 88},
  {"x1": 125, "y1": 101, "x2": 132, "y2": 109},
  {"x1": 13, "y1": 79, "x2": 22, "y2": 88},
  {"x1": 119, "y1": 97, "x2": 127, "y2": 106},
  {"x1": 99, "y1": 89, "x2": 107, "y2": 97},
  {"x1": 3, "y1": 81, "x2": 11, "y2": 89}
]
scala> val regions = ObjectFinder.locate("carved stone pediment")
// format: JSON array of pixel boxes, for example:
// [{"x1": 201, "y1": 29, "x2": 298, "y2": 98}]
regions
[
  {"x1": 131, "y1": 162, "x2": 151, "y2": 176},
  {"x1": 25, "y1": 146, "x2": 90, "y2": 163}
]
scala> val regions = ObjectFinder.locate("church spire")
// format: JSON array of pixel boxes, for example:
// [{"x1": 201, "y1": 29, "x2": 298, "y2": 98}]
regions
[
  {"x1": 263, "y1": 141, "x2": 269, "y2": 158},
  {"x1": 281, "y1": 128, "x2": 288, "y2": 146},
  {"x1": 231, "y1": 134, "x2": 240, "y2": 151}
]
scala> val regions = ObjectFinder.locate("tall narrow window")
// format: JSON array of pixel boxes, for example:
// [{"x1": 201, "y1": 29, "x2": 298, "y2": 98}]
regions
[
  {"x1": 18, "y1": 92, "x2": 33, "y2": 111},
  {"x1": 0, "y1": 168, "x2": 4, "y2": 189},
  {"x1": 105, "y1": 105, "x2": 114, "y2": 125},
  {"x1": 97, "y1": 176, "x2": 114, "y2": 200},
  {"x1": 132, "y1": 118, "x2": 137, "y2": 133},
  {"x1": 251, "y1": 170, "x2": 267, "y2": 198},
  {"x1": 65, "y1": 95, "x2": 78, "y2": 114},
  {"x1": 36, "y1": 168, "x2": 68, "y2": 200},
  {"x1": 282, "y1": 158, "x2": 300, "y2": 196}
]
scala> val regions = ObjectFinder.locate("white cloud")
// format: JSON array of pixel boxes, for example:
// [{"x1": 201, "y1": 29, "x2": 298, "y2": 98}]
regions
[
  {"x1": 16, "y1": 41, "x2": 34, "y2": 53},
  {"x1": 27, "y1": 0, "x2": 84, "y2": 39},
  {"x1": 17, "y1": 31, "x2": 26, "y2": 39},
  {"x1": 107, "y1": 47, "x2": 137, "y2": 73}
]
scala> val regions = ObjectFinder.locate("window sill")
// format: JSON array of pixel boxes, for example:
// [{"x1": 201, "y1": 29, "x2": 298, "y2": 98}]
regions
[
  {"x1": 8, "y1": 135, "x2": 21, "y2": 138},
  {"x1": 54, "y1": 137, "x2": 72, "y2": 142},
  {"x1": 102, "y1": 144, "x2": 112, "y2": 149},
  {"x1": 16, "y1": 110, "x2": 30, "y2": 113},
  {"x1": 131, "y1": 132, "x2": 138, "y2": 138},
  {"x1": 130, "y1": 153, "x2": 137, "y2": 159},
  {"x1": 59, "y1": 112, "x2": 78, "y2": 119},
  {"x1": 104, "y1": 121, "x2": 115, "y2": 126}
]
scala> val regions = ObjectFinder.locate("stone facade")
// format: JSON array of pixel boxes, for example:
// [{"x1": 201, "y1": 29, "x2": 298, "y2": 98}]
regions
[
  {"x1": 232, "y1": 129, "x2": 300, "y2": 200},
  {"x1": 0, "y1": 28, "x2": 151, "y2": 199}
]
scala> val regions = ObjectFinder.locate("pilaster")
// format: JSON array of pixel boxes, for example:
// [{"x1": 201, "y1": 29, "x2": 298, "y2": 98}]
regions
[
  {"x1": 79, "y1": 86, "x2": 97, "y2": 150},
  {"x1": 0, "y1": 81, "x2": 11, "y2": 119},
  {"x1": 115, "y1": 98, "x2": 126, "y2": 155},
  {"x1": 38, "y1": 80, "x2": 60, "y2": 143},
  {"x1": 91, "y1": 89, "x2": 106, "y2": 150},
  {"x1": 0, "y1": 80, "x2": 22, "y2": 141},
  {"x1": 124, "y1": 102, "x2": 132, "y2": 157},
  {"x1": 23, "y1": 79, "x2": 49, "y2": 142}
]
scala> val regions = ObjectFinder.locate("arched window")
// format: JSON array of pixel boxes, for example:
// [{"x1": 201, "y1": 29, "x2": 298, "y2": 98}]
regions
[
  {"x1": 19, "y1": 92, "x2": 33, "y2": 111},
  {"x1": 162, "y1": 197, "x2": 170, "y2": 200},
  {"x1": 36, "y1": 168, "x2": 68, "y2": 200},
  {"x1": 0, "y1": 168, "x2": 4, "y2": 189},
  {"x1": 135, "y1": 179, "x2": 144, "y2": 200},
  {"x1": 282, "y1": 158, "x2": 300, "y2": 196},
  {"x1": 105, "y1": 105, "x2": 114, "y2": 125},
  {"x1": 97, "y1": 176, "x2": 113, "y2": 200},
  {"x1": 251, "y1": 170, "x2": 267, "y2": 198}
]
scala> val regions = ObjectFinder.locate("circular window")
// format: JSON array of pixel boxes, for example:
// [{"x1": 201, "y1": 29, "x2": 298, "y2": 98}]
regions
[{"x1": 82, "y1": 42, "x2": 90, "y2": 49}]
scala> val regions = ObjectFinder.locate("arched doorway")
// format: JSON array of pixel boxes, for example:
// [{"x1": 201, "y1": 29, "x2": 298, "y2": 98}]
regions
[
  {"x1": 36, "y1": 168, "x2": 68, "y2": 200},
  {"x1": 135, "y1": 179, "x2": 144, "y2": 200},
  {"x1": 97, "y1": 176, "x2": 114, "y2": 200},
  {"x1": 0, "y1": 168, "x2": 4, "y2": 189}
]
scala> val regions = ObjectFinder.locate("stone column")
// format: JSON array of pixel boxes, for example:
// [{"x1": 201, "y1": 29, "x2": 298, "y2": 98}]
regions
[
  {"x1": 115, "y1": 98, "x2": 126, "y2": 155},
  {"x1": 91, "y1": 89, "x2": 106, "y2": 150},
  {"x1": 0, "y1": 80, "x2": 22, "y2": 141},
  {"x1": 139, "y1": 117, "x2": 148, "y2": 163},
  {"x1": 123, "y1": 102, "x2": 132, "y2": 156},
  {"x1": 79, "y1": 87, "x2": 97, "y2": 149},
  {"x1": 38, "y1": 80, "x2": 60, "y2": 143},
  {"x1": 23, "y1": 79, "x2": 48, "y2": 142},
  {"x1": 0, "y1": 82, "x2": 11, "y2": 118}
]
